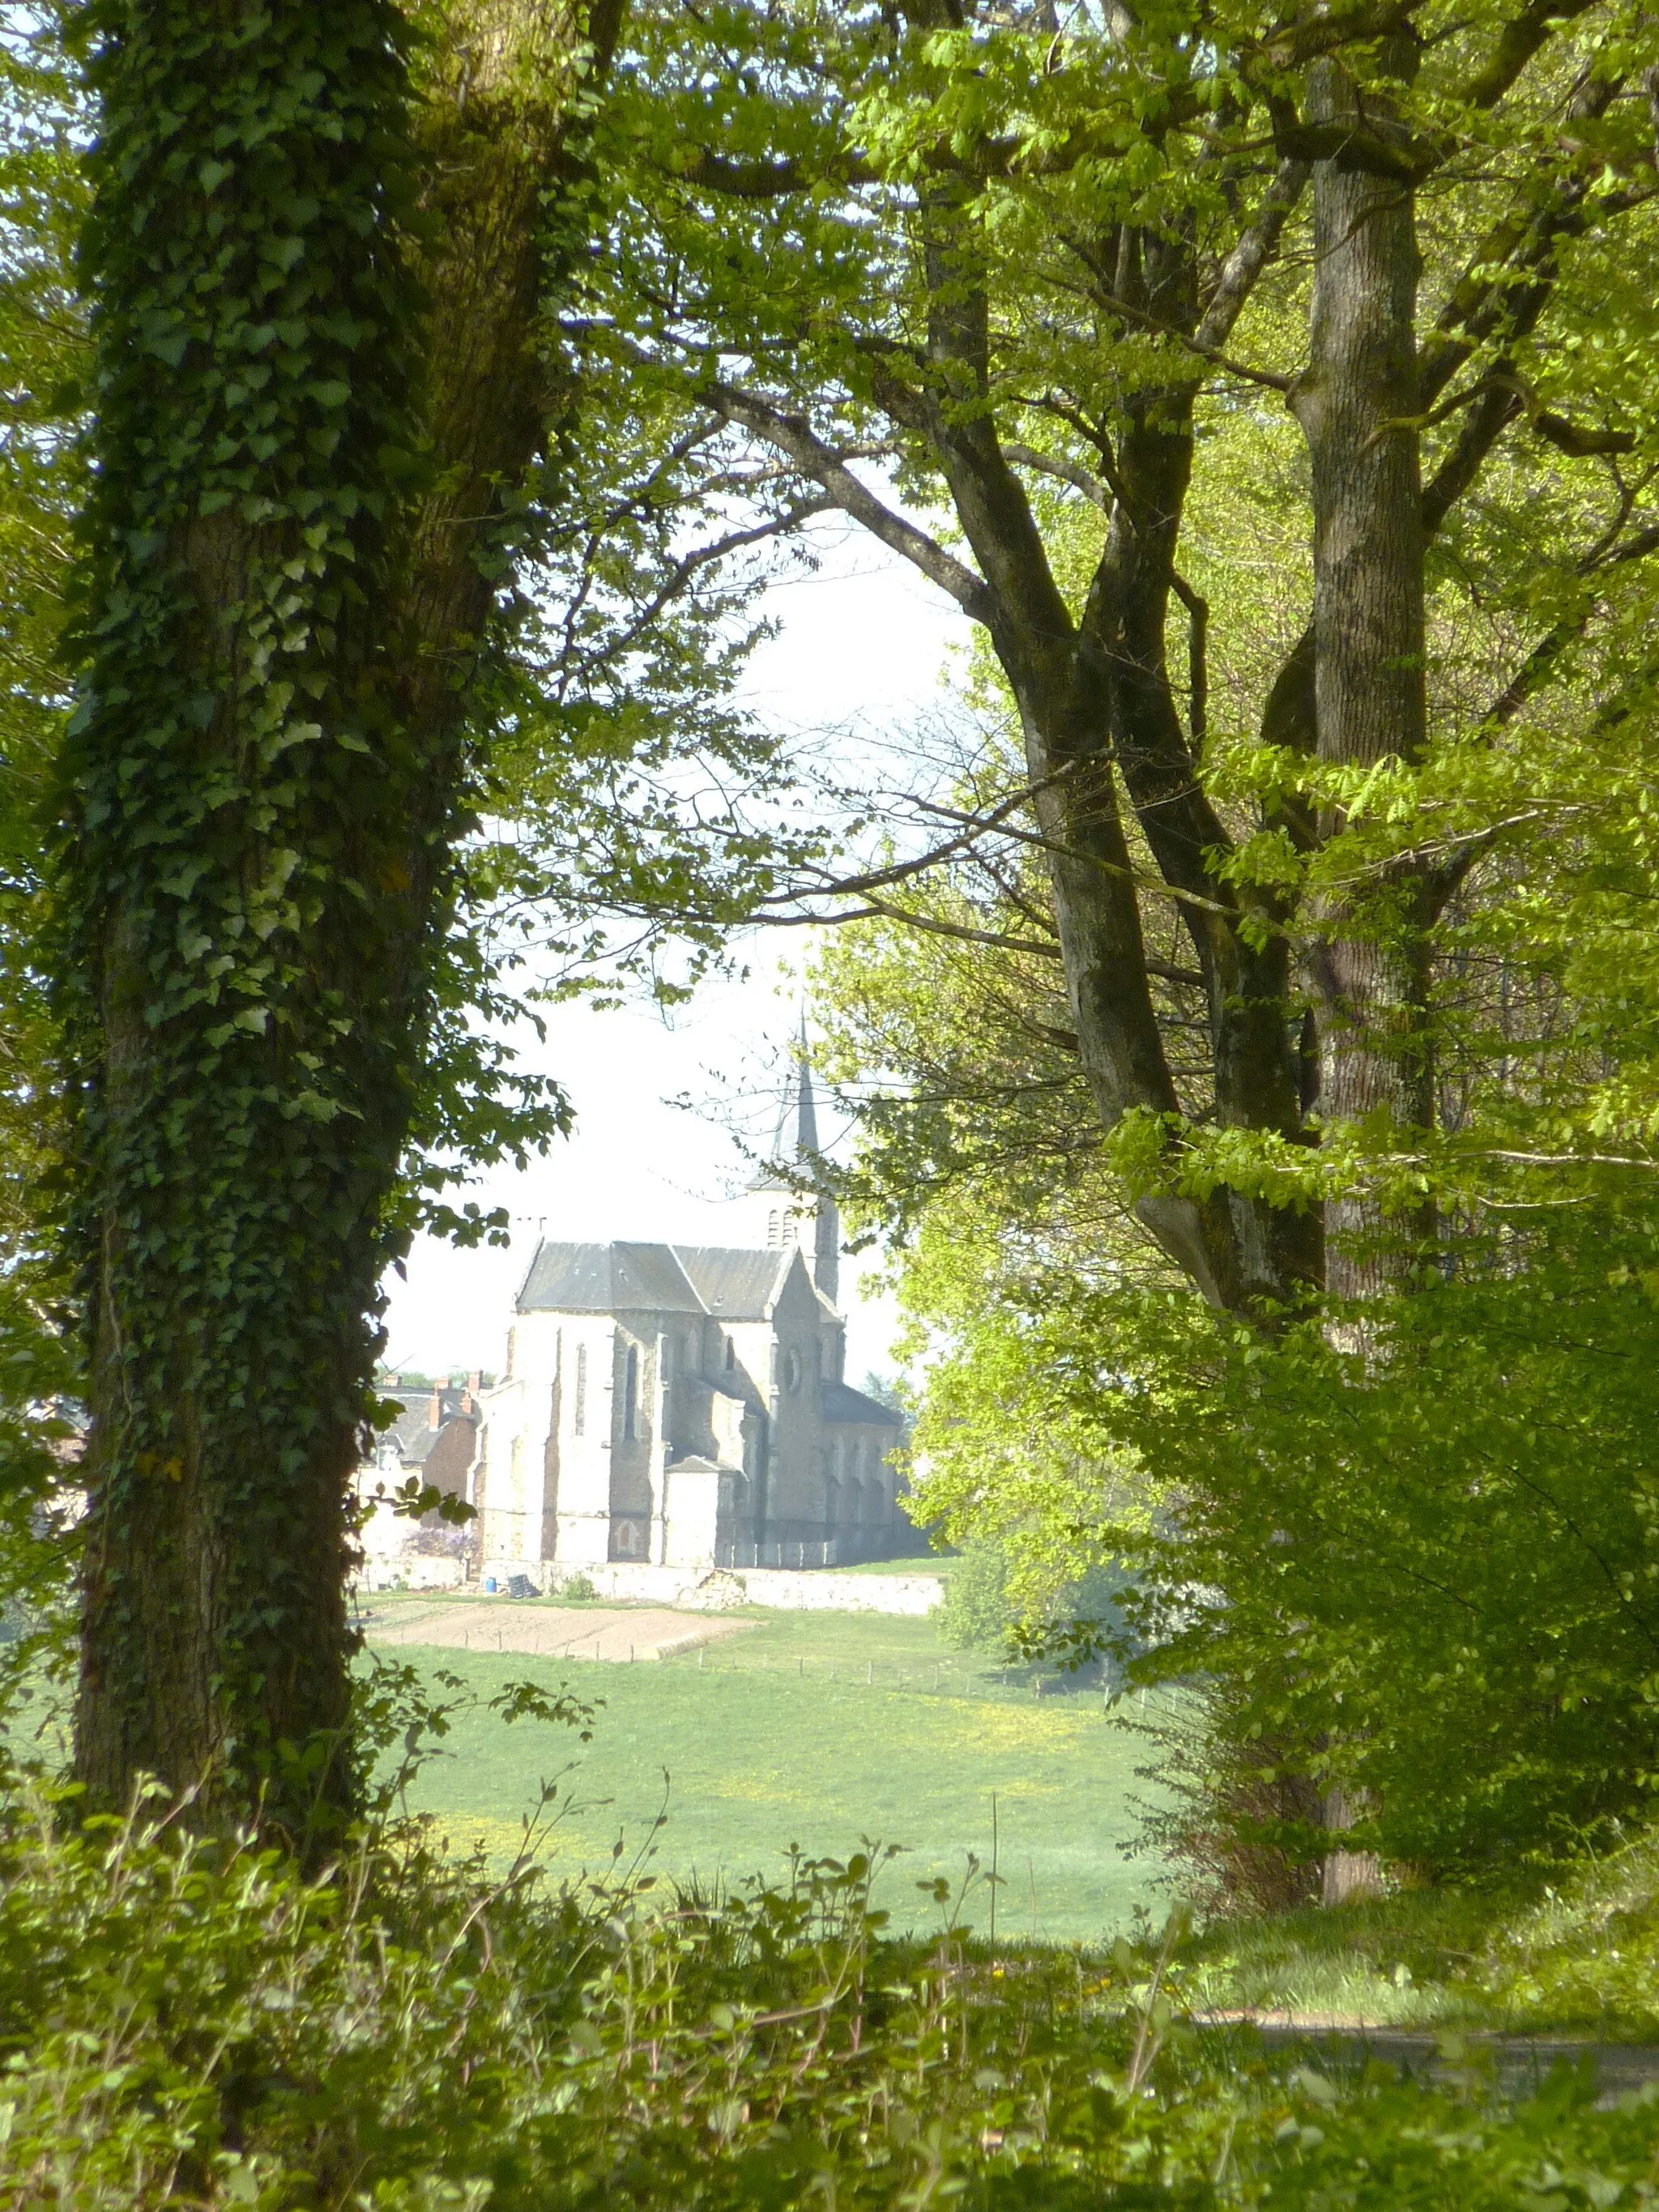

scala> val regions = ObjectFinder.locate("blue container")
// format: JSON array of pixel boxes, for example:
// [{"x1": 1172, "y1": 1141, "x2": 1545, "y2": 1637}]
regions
[{"x1": 484, "y1": 1575, "x2": 497, "y2": 1594}]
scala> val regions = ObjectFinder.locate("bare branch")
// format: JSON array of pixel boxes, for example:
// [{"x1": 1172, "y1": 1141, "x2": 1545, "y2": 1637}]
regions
[
  {"x1": 1094, "y1": 288, "x2": 1296, "y2": 393},
  {"x1": 662, "y1": 146, "x2": 876, "y2": 196},
  {"x1": 704, "y1": 383, "x2": 996, "y2": 624},
  {"x1": 1003, "y1": 442, "x2": 1110, "y2": 509},
  {"x1": 1194, "y1": 156, "x2": 1310, "y2": 354},
  {"x1": 554, "y1": 497, "x2": 835, "y2": 691},
  {"x1": 911, "y1": 794, "x2": 1238, "y2": 918}
]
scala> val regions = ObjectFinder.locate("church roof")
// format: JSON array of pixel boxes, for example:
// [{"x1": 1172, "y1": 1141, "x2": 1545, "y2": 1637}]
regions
[
  {"x1": 517, "y1": 1241, "x2": 703, "y2": 1315},
  {"x1": 820, "y1": 1379, "x2": 906, "y2": 1429},
  {"x1": 675, "y1": 1247, "x2": 792, "y2": 1319},
  {"x1": 517, "y1": 1240, "x2": 798, "y2": 1321}
]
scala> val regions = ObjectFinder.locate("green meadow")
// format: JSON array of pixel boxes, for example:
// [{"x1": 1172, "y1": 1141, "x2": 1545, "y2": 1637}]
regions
[{"x1": 371, "y1": 1598, "x2": 1166, "y2": 1944}]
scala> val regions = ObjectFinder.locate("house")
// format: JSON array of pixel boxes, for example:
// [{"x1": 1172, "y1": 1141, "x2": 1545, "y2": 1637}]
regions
[{"x1": 355, "y1": 1376, "x2": 481, "y2": 1584}]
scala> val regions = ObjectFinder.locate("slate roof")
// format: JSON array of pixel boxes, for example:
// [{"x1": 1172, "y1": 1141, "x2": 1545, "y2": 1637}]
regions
[
  {"x1": 675, "y1": 1247, "x2": 792, "y2": 1319},
  {"x1": 517, "y1": 1241, "x2": 704, "y2": 1315},
  {"x1": 820, "y1": 1380, "x2": 905, "y2": 1429},
  {"x1": 517, "y1": 1241, "x2": 795, "y2": 1322},
  {"x1": 379, "y1": 1387, "x2": 476, "y2": 1467}
]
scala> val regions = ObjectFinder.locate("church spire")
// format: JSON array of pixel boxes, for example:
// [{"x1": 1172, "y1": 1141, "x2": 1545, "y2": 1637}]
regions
[
  {"x1": 794, "y1": 1012, "x2": 820, "y2": 1158},
  {"x1": 740, "y1": 1025, "x2": 841, "y2": 1304},
  {"x1": 794, "y1": 1021, "x2": 838, "y2": 1306}
]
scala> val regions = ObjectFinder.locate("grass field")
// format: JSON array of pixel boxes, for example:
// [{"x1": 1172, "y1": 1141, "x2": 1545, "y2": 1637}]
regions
[
  {"x1": 820, "y1": 1553, "x2": 961, "y2": 1577},
  {"x1": 372, "y1": 1598, "x2": 1166, "y2": 1944}
]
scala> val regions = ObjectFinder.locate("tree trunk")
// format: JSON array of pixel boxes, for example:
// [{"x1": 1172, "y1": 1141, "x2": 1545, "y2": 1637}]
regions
[
  {"x1": 66, "y1": 0, "x2": 620, "y2": 1838},
  {"x1": 1288, "y1": 43, "x2": 1429, "y2": 1900},
  {"x1": 1290, "y1": 47, "x2": 1432, "y2": 1307}
]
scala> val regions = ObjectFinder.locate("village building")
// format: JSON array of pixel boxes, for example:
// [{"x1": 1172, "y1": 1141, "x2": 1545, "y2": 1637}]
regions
[
  {"x1": 355, "y1": 1377, "x2": 481, "y2": 1584},
  {"x1": 469, "y1": 1060, "x2": 908, "y2": 1581},
  {"x1": 367, "y1": 1377, "x2": 482, "y2": 1499}
]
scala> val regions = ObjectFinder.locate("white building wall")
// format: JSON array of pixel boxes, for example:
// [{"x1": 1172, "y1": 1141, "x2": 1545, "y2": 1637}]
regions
[
  {"x1": 474, "y1": 1376, "x2": 536, "y2": 1574},
  {"x1": 606, "y1": 1316, "x2": 660, "y2": 1562},
  {"x1": 761, "y1": 1264, "x2": 836, "y2": 1552},
  {"x1": 549, "y1": 1315, "x2": 616, "y2": 1566}
]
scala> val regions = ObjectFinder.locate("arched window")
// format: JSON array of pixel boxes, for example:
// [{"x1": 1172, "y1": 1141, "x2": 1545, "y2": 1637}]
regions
[
  {"x1": 574, "y1": 1344, "x2": 586, "y2": 1436},
  {"x1": 784, "y1": 1348, "x2": 802, "y2": 1394},
  {"x1": 624, "y1": 1345, "x2": 638, "y2": 1441},
  {"x1": 725, "y1": 1335, "x2": 736, "y2": 1373}
]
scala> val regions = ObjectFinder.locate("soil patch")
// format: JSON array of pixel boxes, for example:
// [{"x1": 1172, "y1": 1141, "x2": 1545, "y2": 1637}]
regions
[{"x1": 363, "y1": 1600, "x2": 751, "y2": 1664}]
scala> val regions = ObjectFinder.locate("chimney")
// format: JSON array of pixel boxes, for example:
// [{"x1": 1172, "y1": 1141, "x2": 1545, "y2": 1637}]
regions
[
  {"x1": 429, "y1": 1387, "x2": 441, "y2": 1430},
  {"x1": 467, "y1": 1369, "x2": 480, "y2": 1395}
]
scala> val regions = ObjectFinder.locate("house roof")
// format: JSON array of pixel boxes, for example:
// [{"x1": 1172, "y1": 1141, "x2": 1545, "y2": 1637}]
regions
[
  {"x1": 377, "y1": 1387, "x2": 476, "y2": 1467},
  {"x1": 820, "y1": 1380, "x2": 905, "y2": 1429},
  {"x1": 517, "y1": 1240, "x2": 800, "y2": 1323}
]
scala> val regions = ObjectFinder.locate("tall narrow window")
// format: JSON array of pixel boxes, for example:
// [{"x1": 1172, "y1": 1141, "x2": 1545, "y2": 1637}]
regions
[
  {"x1": 625, "y1": 1345, "x2": 638, "y2": 1441},
  {"x1": 725, "y1": 1335, "x2": 736, "y2": 1374},
  {"x1": 574, "y1": 1344, "x2": 586, "y2": 1436}
]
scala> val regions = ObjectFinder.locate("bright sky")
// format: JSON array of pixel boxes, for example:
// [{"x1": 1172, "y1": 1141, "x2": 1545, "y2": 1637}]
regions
[{"x1": 377, "y1": 522, "x2": 969, "y2": 1387}]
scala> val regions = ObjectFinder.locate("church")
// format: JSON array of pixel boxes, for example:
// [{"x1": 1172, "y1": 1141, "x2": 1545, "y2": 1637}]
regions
[{"x1": 469, "y1": 1059, "x2": 908, "y2": 1583}]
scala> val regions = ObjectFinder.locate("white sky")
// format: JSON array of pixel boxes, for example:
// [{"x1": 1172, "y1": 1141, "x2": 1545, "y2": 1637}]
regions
[{"x1": 377, "y1": 523, "x2": 968, "y2": 1386}]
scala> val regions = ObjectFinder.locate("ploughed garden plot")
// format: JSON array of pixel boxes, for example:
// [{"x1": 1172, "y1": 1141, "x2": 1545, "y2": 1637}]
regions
[{"x1": 361, "y1": 1599, "x2": 750, "y2": 1664}]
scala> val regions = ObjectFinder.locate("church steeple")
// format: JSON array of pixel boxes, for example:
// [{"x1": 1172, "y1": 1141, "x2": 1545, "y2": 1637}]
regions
[
  {"x1": 741, "y1": 1025, "x2": 840, "y2": 1305},
  {"x1": 796, "y1": 1040, "x2": 839, "y2": 1306},
  {"x1": 794, "y1": 1034, "x2": 820, "y2": 1157}
]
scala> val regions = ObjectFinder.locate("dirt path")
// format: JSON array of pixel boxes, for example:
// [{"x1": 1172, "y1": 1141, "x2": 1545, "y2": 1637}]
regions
[
  {"x1": 360, "y1": 1600, "x2": 751, "y2": 1664},
  {"x1": 1204, "y1": 2017, "x2": 1659, "y2": 2106}
]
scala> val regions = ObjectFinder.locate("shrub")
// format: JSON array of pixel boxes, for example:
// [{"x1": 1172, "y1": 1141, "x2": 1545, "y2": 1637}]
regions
[
  {"x1": 936, "y1": 1539, "x2": 1132, "y2": 1679},
  {"x1": 933, "y1": 1539, "x2": 1011, "y2": 1649},
  {"x1": 2, "y1": 1775, "x2": 1658, "y2": 2209}
]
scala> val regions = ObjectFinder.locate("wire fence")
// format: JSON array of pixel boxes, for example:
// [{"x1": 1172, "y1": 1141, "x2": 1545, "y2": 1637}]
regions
[{"x1": 655, "y1": 1647, "x2": 1116, "y2": 1708}]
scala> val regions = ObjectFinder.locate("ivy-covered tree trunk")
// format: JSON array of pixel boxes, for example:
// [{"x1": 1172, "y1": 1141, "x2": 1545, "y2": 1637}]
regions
[
  {"x1": 62, "y1": 0, "x2": 425, "y2": 1831},
  {"x1": 61, "y1": 0, "x2": 620, "y2": 1834}
]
